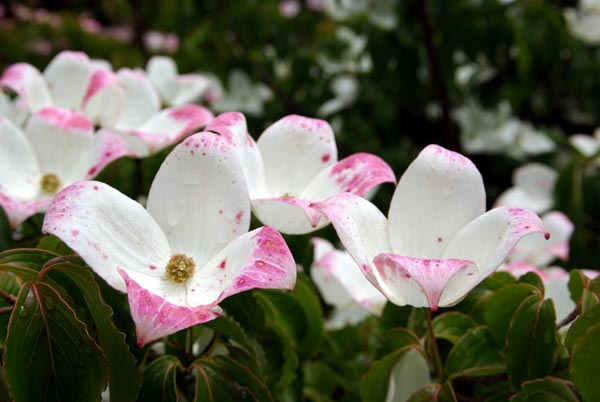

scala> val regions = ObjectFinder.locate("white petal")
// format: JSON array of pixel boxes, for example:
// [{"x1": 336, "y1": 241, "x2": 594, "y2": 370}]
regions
[
  {"x1": 186, "y1": 226, "x2": 296, "y2": 307},
  {"x1": 301, "y1": 153, "x2": 395, "y2": 201},
  {"x1": 133, "y1": 105, "x2": 213, "y2": 155},
  {"x1": 86, "y1": 129, "x2": 134, "y2": 179},
  {"x1": 570, "y1": 134, "x2": 600, "y2": 157},
  {"x1": 81, "y1": 69, "x2": 123, "y2": 127},
  {"x1": 386, "y1": 349, "x2": 431, "y2": 402},
  {"x1": 25, "y1": 108, "x2": 96, "y2": 186},
  {"x1": 146, "y1": 133, "x2": 251, "y2": 267},
  {"x1": 388, "y1": 144, "x2": 485, "y2": 258},
  {"x1": 310, "y1": 237, "x2": 386, "y2": 313},
  {"x1": 443, "y1": 206, "x2": 549, "y2": 278},
  {"x1": 43, "y1": 51, "x2": 92, "y2": 110},
  {"x1": 114, "y1": 68, "x2": 160, "y2": 130},
  {"x1": 42, "y1": 181, "x2": 171, "y2": 292},
  {"x1": 515, "y1": 163, "x2": 557, "y2": 193},
  {"x1": 312, "y1": 193, "x2": 391, "y2": 285},
  {"x1": 251, "y1": 198, "x2": 327, "y2": 235},
  {"x1": 205, "y1": 112, "x2": 267, "y2": 197},
  {"x1": 0, "y1": 63, "x2": 52, "y2": 112},
  {"x1": 146, "y1": 56, "x2": 178, "y2": 102},
  {"x1": 0, "y1": 116, "x2": 41, "y2": 200},
  {"x1": 257, "y1": 115, "x2": 337, "y2": 197},
  {"x1": 509, "y1": 211, "x2": 574, "y2": 267},
  {"x1": 494, "y1": 187, "x2": 553, "y2": 214},
  {"x1": 120, "y1": 270, "x2": 222, "y2": 347}
]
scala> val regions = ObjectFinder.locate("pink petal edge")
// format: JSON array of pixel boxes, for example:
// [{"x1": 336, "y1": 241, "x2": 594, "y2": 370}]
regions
[
  {"x1": 120, "y1": 269, "x2": 222, "y2": 347},
  {"x1": 327, "y1": 153, "x2": 396, "y2": 196},
  {"x1": 215, "y1": 226, "x2": 297, "y2": 303},
  {"x1": 373, "y1": 254, "x2": 478, "y2": 311},
  {"x1": 0, "y1": 192, "x2": 49, "y2": 229}
]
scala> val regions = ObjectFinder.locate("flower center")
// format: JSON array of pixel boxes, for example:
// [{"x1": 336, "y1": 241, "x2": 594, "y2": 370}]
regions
[
  {"x1": 280, "y1": 192, "x2": 295, "y2": 198},
  {"x1": 40, "y1": 173, "x2": 61, "y2": 194},
  {"x1": 165, "y1": 254, "x2": 196, "y2": 284}
]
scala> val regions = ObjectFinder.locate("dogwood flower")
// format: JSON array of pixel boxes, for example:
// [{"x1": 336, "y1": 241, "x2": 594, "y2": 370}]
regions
[
  {"x1": 564, "y1": 0, "x2": 600, "y2": 45},
  {"x1": 0, "y1": 50, "x2": 123, "y2": 128},
  {"x1": 386, "y1": 349, "x2": 431, "y2": 402},
  {"x1": 317, "y1": 27, "x2": 372, "y2": 76},
  {"x1": 570, "y1": 129, "x2": 600, "y2": 158},
  {"x1": 42, "y1": 132, "x2": 296, "y2": 346},
  {"x1": 0, "y1": 108, "x2": 130, "y2": 228},
  {"x1": 454, "y1": 101, "x2": 555, "y2": 159},
  {"x1": 495, "y1": 163, "x2": 557, "y2": 214},
  {"x1": 0, "y1": 91, "x2": 27, "y2": 126},
  {"x1": 317, "y1": 75, "x2": 359, "y2": 117},
  {"x1": 205, "y1": 112, "x2": 396, "y2": 234},
  {"x1": 321, "y1": 0, "x2": 398, "y2": 30},
  {"x1": 146, "y1": 56, "x2": 211, "y2": 106},
  {"x1": 210, "y1": 70, "x2": 273, "y2": 117},
  {"x1": 111, "y1": 68, "x2": 213, "y2": 157},
  {"x1": 311, "y1": 238, "x2": 386, "y2": 329},
  {"x1": 312, "y1": 145, "x2": 548, "y2": 310}
]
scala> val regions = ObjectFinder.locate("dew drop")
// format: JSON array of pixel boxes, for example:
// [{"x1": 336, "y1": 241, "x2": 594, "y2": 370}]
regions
[{"x1": 19, "y1": 306, "x2": 29, "y2": 318}]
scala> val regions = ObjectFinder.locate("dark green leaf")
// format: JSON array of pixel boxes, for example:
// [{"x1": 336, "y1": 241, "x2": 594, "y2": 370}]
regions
[
  {"x1": 406, "y1": 384, "x2": 439, "y2": 402},
  {"x1": 432, "y1": 312, "x2": 477, "y2": 344},
  {"x1": 4, "y1": 282, "x2": 107, "y2": 402},
  {"x1": 445, "y1": 326, "x2": 505, "y2": 379},
  {"x1": 219, "y1": 291, "x2": 266, "y2": 336},
  {"x1": 511, "y1": 377, "x2": 580, "y2": 402},
  {"x1": 0, "y1": 206, "x2": 12, "y2": 252},
  {"x1": 192, "y1": 358, "x2": 256, "y2": 402},
  {"x1": 36, "y1": 235, "x2": 73, "y2": 256},
  {"x1": 360, "y1": 346, "x2": 426, "y2": 402},
  {"x1": 506, "y1": 295, "x2": 558, "y2": 389},
  {"x1": 484, "y1": 283, "x2": 539, "y2": 345},
  {"x1": 138, "y1": 355, "x2": 182, "y2": 402},
  {"x1": 376, "y1": 327, "x2": 421, "y2": 358},
  {"x1": 518, "y1": 272, "x2": 545, "y2": 292},
  {"x1": 568, "y1": 270, "x2": 599, "y2": 314},
  {"x1": 570, "y1": 322, "x2": 600, "y2": 402},
  {"x1": 43, "y1": 261, "x2": 141, "y2": 402},
  {"x1": 565, "y1": 303, "x2": 600, "y2": 352}
]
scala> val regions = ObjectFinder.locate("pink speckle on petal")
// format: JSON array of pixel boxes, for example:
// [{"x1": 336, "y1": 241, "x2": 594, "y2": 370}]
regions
[
  {"x1": 71, "y1": 230, "x2": 79, "y2": 237},
  {"x1": 437, "y1": 237, "x2": 443, "y2": 243},
  {"x1": 235, "y1": 211, "x2": 244, "y2": 224},
  {"x1": 321, "y1": 154, "x2": 331, "y2": 163},
  {"x1": 149, "y1": 265, "x2": 157, "y2": 270},
  {"x1": 218, "y1": 260, "x2": 227, "y2": 269}
]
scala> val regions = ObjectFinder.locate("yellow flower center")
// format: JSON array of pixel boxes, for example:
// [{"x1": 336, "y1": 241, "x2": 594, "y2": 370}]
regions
[
  {"x1": 40, "y1": 174, "x2": 61, "y2": 194},
  {"x1": 280, "y1": 192, "x2": 295, "y2": 198},
  {"x1": 165, "y1": 254, "x2": 196, "y2": 284}
]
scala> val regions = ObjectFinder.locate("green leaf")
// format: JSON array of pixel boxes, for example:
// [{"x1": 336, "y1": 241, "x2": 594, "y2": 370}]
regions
[
  {"x1": 565, "y1": 303, "x2": 600, "y2": 352},
  {"x1": 568, "y1": 270, "x2": 599, "y2": 314},
  {"x1": 518, "y1": 272, "x2": 545, "y2": 292},
  {"x1": 192, "y1": 357, "x2": 262, "y2": 402},
  {"x1": 201, "y1": 351, "x2": 274, "y2": 402},
  {"x1": 42, "y1": 261, "x2": 141, "y2": 402},
  {"x1": 138, "y1": 355, "x2": 182, "y2": 402},
  {"x1": 360, "y1": 346, "x2": 426, "y2": 402},
  {"x1": 219, "y1": 291, "x2": 266, "y2": 335},
  {"x1": 4, "y1": 282, "x2": 107, "y2": 402},
  {"x1": 484, "y1": 283, "x2": 539, "y2": 345},
  {"x1": 457, "y1": 272, "x2": 517, "y2": 323},
  {"x1": 0, "y1": 206, "x2": 12, "y2": 252},
  {"x1": 570, "y1": 322, "x2": 600, "y2": 402},
  {"x1": 506, "y1": 295, "x2": 558, "y2": 389},
  {"x1": 432, "y1": 312, "x2": 477, "y2": 344},
  {"x1": 376, "y1": 327, "x2": 421, "y2": 358},
  {"x1": 36, "y1": 235, "x2": 73, "y2": 256},
  {"x1": 511, "y1": 377, "x2": 580, "y2": 402},
  {"x1": 406, "y1": 384, "x2": 439, "y2": 402},
  {"x1": 445, "y1": 326, "x2": 505, "y2": 379}
]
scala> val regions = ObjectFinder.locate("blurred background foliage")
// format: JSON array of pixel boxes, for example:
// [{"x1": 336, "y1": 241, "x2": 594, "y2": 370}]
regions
[{"x1": 1, "y1": 0, "x2": 598, "y2": 267}]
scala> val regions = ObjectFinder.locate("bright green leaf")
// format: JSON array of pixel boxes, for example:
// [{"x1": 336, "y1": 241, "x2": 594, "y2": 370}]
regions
[{"x1": 565, "y1": 303, "x2": 600, "y2": 352}]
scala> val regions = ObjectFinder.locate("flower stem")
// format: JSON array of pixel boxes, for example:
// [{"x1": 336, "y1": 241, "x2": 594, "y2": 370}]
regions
[{"x1": 425, "y1": 308, "x2": 445, "y2": 382}]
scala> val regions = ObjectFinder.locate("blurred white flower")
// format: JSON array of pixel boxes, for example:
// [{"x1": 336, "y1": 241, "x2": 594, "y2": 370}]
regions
[
  {"x1": 454, "y1": 54, "x2": 496, "y2": 88},
  {"x1": 310, "y1": 238, "x2": 387, "y2": 329},
  {"x1": 454, "y1": 100, "x2": 555, "y2": 159},
  {"x1": 0, "y1": 92, "x2": 28, "y2": 126},
  {"x1": 321, "y1": 0, "x2": 398, "y2": 30},
  {"x1": 317, "y1": 75, "x2": 359, "y2": 117},
  {"x1": 146, "y1": 56, "x2": 211, "y2": 106},
  {"x1": 386, "y1": 349, "x2": 431, "y2": 402},
  {"x1": 280, "y1": 0, "x2": 301, "y2": 18},
  {"x1": 318, "y1": 26, "x2": 373, "y2": 76},
  {"x1": 564, "y1": 0, "x2": 600, "y2": 45},
  {"x1": 569, "y1": 128, "x2": 600, "y2": 158},
  {"x1": 495, "y1": 163, "x2": 558, "y2": 214},
  {"x1": 143, "y1": 30, "x2": 180, "y2": 53},
  {"x1": 210, "y1": 70, "x2": 273, "y2": 117}
]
